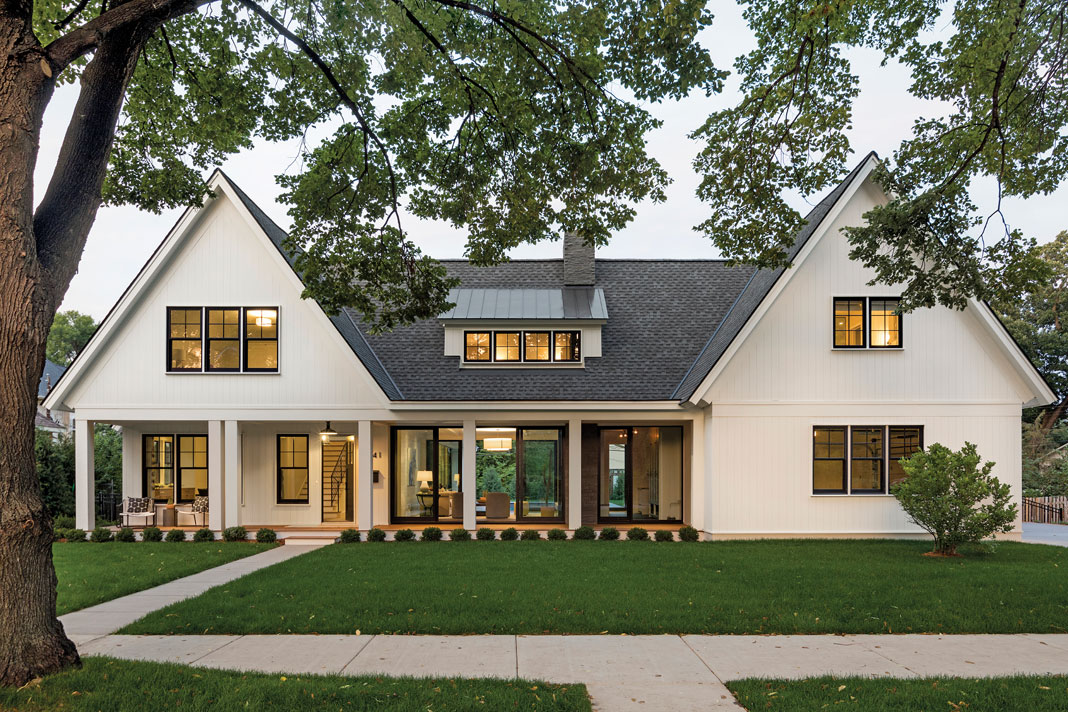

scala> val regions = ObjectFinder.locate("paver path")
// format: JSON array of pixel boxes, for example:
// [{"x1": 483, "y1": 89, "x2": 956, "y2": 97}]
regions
[
  {"x1": 59, "y1": 544, "x2": 326, "y2": 637},
  {"x1": 73, "y1": 633, "x2": 1068, "y2": 712},
  {"x1": 1024, "y1": 522, "x2": 1068, "y2": 547}
]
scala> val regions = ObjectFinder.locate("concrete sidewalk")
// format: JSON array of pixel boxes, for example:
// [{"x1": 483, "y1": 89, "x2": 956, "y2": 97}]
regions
[
  {"x1": 1023, "y1": 522, "x2": 1068, "y2": 547},
  {"x1": 73, "y1": 633, "x2": 1068, "y2": 712},
  {"x1": 60, "y1": 544, "x2": 326, "y2": 637}
]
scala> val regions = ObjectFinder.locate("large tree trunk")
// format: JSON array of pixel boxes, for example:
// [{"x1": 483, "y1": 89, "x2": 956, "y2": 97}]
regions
[{"x1": 0, "y1": 16, "x2": 80, "y2": 687}]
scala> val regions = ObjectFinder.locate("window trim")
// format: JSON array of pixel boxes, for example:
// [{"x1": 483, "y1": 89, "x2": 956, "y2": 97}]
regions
[
  {"x1": 205, "y1": 307, "x2": 242, "y2": 372},
  {"x1": 244, "y1": 307, "x2": 280, "y2": 373},
  {"x1": 276, "y1": 434, "x2": 310, "y2": 504},
  {"x1": 832, "y1": 297, "x2": 867, "y2": 349},
  {"x1": 553, "y1": 330, "x2": 581, "y2": 362},
  {"x1": 523, "y1": 331, "x2": 552, "y2": 362},
  {"x1": 812, "y1": 426, "x2": 848, "y2": 494},
  {"x1": 868, "y1": 297, "x2": 904, "y2": 350},
  {"x1": 166, "y1": 307, "x2": 204, "y2": 372},
  {"x1": 812, "y1": 425, "x2": 924, "y2": 495},
  {"x1": 493, "y1": 331, "x2": 521, "y2": 362},
  {"x1": 463, "y1": 331, "x2": 492, "y2": 362}
]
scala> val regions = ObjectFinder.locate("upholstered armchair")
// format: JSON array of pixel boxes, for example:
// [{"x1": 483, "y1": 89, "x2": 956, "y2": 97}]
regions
[
  {"x1": 448, "y1": 491, "x2": 464, "y2": 520},
  {"x1": 484, "y1": 492, "x2": 510, "y2": 519},
  {"x1": 176, "y1": 495, "x2": 209, "y2": 527},
  {"x1": 121, "y1": 497, "x2": 156, "y2": 527}
]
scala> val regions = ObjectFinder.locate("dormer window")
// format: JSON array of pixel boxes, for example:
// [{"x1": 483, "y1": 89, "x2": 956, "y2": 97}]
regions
[
  {"x1": 554, "y1": 331, "x2": 581, "y2": 362},
  {"x1": 833, "y1": 297, "x2": 902, "y2": 350},
  {"x1": 494, "y1": 332, "x2": 520, "y2": 361},
  {"x1": 464, "y1": 332, "x2": 491, "y2": 361},
  {"x1": 524, "y1": 332, "x2": 551, "y2": 361}
]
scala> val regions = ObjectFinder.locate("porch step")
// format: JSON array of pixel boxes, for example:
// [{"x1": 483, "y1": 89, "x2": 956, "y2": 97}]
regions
[{"x1": 282, "y1": 535, "x2": 340, "y2": 545}]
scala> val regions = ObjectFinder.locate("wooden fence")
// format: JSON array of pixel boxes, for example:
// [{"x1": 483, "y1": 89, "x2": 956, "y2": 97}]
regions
[{"x1": 1023, "y1": 496, "x2": 1067, "y2": 524}]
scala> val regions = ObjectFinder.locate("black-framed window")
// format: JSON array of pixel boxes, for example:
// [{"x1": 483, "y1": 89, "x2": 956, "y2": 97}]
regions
[
  {"x1": 869, "y1": 298, "x2": 902, "y2": 348},
  {"x1": 390, "y1": 426, "x2": 464, "y2": 522},
  {"x1": 245, "y1": 308, "x2": 279, "y2": 371},
  {"x1": 177, "y1": 435, "x2": 208, "y2": 502},
  {"x1": 850, "y1": 427, "x2": 884, "y2": 493},
  {"x1": 888, "y1": 426, "x2": 924, "y2": 487},
  {"x1": 168, "y1": 308, "x2": 203, "y2": 370},
  {"x1": 143, "y1": 434, "x2": 175, "y2": 503},
  {"x1": 833, "y1": 299, "x2": 865, "y2": 348},
  {"x1": 812, "y1": 426, "x2": 847, "y2": 493},
  {"x1": 464, "y1": 331, "x2": 491, "y2": 361},
  {"x1": 553, "y1": 331, "x2": 581, "y2": 362},
  {"x1": 524, "y1": 331, "x2": 551, "y2": 361},
  {"x1": 494, "y1": 332, "x2": 520, "y2": 362},
  {"x1": 277, "y1": 435, "x2": 309, "y2": 504},
  {"x1": 206, "y1": 308, "x2": 241, "y2": 371},
  {"x1": 597, "y1": 425, "x2": 684, "y2": 523}
]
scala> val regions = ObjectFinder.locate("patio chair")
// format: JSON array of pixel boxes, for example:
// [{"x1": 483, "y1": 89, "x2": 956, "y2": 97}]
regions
[
  {"x1": 176, "y1": 495, "x2": 209, "y2": 527},
  {"x1": 485, "y1": 492, "x2": 510, "y2": 519},
  {"x1": 121, "y1": 497, "x2": 155, "y2": 527}
]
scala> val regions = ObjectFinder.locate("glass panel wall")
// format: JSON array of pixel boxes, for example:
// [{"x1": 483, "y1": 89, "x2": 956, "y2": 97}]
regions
[
  {"x1": 393, "y1": 428, "x2": 436, "y2": 519},
  {"x1": 599, "y1": 429, "x2": 628, "y2": 519},
  {"x1": 599, "y1": 426, "x2": 684, "y2": 522},
  {"x1": 519, "y1": 429, "x2": 561, "y2": 518},
  {"x1": 438, "y1": 428, "x2": 462, "y2": 520},
  {"x1": 476, "y1": 427, "x2": 517, "y2": 520},
  {"x1": 144, "y1": 435, "x2": 174, "y2": 503}
]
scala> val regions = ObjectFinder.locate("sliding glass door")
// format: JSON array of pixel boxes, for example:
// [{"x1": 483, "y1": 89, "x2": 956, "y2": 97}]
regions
[
  {"x1": 518, "y1": 429, "x2": 562, "y2": 519},
  {"x1": 391, "y1": 427, "x2": 462, "y2": 523},
  {"x1": 598, "y1": 426, "x2": 684, "y2": 522}
]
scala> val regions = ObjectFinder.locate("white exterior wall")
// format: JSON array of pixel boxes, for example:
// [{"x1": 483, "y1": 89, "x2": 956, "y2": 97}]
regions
[{"x1": 239, "y1": 422, "x2": 324, "y2": 526}]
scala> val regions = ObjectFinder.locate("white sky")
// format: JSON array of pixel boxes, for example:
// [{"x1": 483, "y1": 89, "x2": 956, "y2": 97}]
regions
[{"x1": 39, "y1": 3, "x2": 1068, "y2": 320}]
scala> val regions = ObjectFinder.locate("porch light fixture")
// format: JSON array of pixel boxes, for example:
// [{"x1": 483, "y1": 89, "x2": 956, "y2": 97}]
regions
[
  {"x1": 320, "y1": 421, "x2": 337, "y2": 437},
  {"x1": 483, "y1": 437, "x2": 512, "y2": 452}
]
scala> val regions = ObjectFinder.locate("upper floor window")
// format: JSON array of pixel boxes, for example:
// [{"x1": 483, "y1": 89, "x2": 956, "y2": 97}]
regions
[
  {"x1": 494, "y1": 332, "x2": 520, "y2": 362},
  {"x1": 465, "y1": 331, "x2": 491, "y2": 361},
  {"x1": 524, "y1": 332, "x2": 551, "y2": 361},
  {"x1": 554, "y1": 331, "x2": 581, "y2": 362},
  {"x1": 166, "y1": 306, "x2": 279, "y2": 373},
  {"x1": 813, "y1": 425, "x2": 922, "y2": 495},
  {"x1": 833, "y1": 297, "x2": 902, "y2": 349},
  {"x1": 462, "y1": 329, "x2": 583, "y2": 364}
]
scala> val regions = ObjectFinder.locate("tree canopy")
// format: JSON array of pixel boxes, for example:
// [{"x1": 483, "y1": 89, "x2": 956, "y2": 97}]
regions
[{"x1": 45, "y1": 310, "x2": 96, "y2": 366}]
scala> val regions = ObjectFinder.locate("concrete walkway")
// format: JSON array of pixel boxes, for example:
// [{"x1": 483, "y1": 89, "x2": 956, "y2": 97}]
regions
[
  {"x1": 72, "y1": 633, "x2": 1068, "y2": 712},
  {"x1": 1023, "y1": 522, "x2": 1068, "y2": 547},
  {"x1": 60, "y1": 544, "x2": 325, "y2": 637}
]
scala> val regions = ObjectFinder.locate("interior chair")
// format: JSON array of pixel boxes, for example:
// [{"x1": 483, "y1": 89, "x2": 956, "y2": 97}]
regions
[
  {"x1": 485, "y1": 492, "x2": 510, "y2": 519},
  {"x1": 448, "y1": 491, "x2": 464, "y2": 520}
]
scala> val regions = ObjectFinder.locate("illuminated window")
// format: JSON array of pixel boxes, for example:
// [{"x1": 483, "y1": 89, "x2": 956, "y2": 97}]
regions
[
  {"x1": 167, "y1": 308, "x2": 202, "y2": 370},
  {"x1": 206, "y1": 308, "x2": 240, "y2": 371},
  {"x1": 812, "y1": 427, "x2": 846, "y2": 493},
  {"x1": 833, "y1": 299, "x2": 865, "y2": 348},
  {"x1": 144, "y1": 435, "x2": 175, "y2": 503},
  {"x1": 245, "y1": 308, "x2": 278, "y2": 371},
  {"x1": 277, "y1": 435, "x2": 309, "y2": 503},
  {"x1": 888, "y1": 426, "x2": 923, "y2": 487},
  {"x1": 870, "y1": 298, "x2": 902, "y2": 348},
  {"x1": 494, "y1": 332, "x2": 520, "y2": 362},
  {"x1": 177, "y1": 435, "x2": 208, "y2": 502},
  {"x1": 553, "y1": 331, "x2": 581, "y2": 362},
  {"x1": 524, "y1": 332, "x2": 550, "y2": 361},
  {"x1": 850, "y1": 427, "x2": 884, "y2": 493},
  {"x1": 464, "y1": 332, "x2": 491, "y2": 361}
]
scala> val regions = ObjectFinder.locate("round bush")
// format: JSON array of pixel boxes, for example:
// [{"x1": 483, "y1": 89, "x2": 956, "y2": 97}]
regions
[
  {"x1": 54, "y1": 515, "x2": 76, "y2": 529},
  {"x1": 90, "y1": 527, "x2": 113, "y2": 543},
  {"x1": 499, "y1": 527, "x2": 519, "y2": 541},
  {"x1": 339, "y1": 528, "x2": 361, "y2": 543},
  {"x1": 626, "y1": 527, "x2": 648, "y2": 541},
  {"x1": 141, "y1": 526, "x2": 162, "y2": 542},
  {"x1": 367, "y1": 527, "x2": 386, "y2": 542},
  {"x1": 572, "y1": 525, "x2": 596, "y2": 540},
  {"x1": 222, "y1": 526, "x2": 248, "y2": 542},
  {"x1": 165, "y1": 528, "x2": 187, "y2": 543},
  {"x1": 193, "y1": 528, "x2": 215, "y2": 542},
  {"x1": 394, "y1": 528, "x2": 416, "y2": 541},
  {"x1": 420, "y1": 527, "x2": 442, "y2": 542},
  {"x1": 520, "y1": 529, "x2": 542, "y2": 541},
  {"x1": 255, "y1": 528, "x2": 277, "y2": 544},
  {"x1": 476, "y1": 527, "x2": 496, "y2": 541},
  {"x1": 450, "y1": 528, "x2": 471, "y2": 541},
  {"x1": 65, "y1": 528, "x2": 86, "y2": 542},
  {"x1": 115, "y1": 527, "x2": 137, "y2": 542},
  {"x1": 547, "y1": 528, "x2": 568, "y2": 540},
  {"x1": 678, "y1": 526, "x2": 700, "y2": 542},
  {"x1": 598, "y1": 527, "x2": 620, "y2": 541},
  {"x1": 654, "y1": 529, "x2": 675, "y2": 542},
  {"x1": 53, "y1": 528, "x2": 69, "y2": 542}
]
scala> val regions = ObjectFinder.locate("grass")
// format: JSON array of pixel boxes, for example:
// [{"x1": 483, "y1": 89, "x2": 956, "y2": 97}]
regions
[
  {"x1": 53, "y1": 541, "x2": 274, "y2": 615},
  {"x1": 0, "y1": 657, "x2": 590, "y2": 712},
  {"x1": 728, "y1": 676, "x2": 1068, "y2": 711},
  {"x1": 122, "y1": 539, "x2": 1068, "y2": 635}
]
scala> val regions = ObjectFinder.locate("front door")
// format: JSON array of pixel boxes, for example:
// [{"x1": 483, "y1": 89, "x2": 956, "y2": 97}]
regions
[{"x1": 322, "y1": 438, "x2": 354, "y2": 523}]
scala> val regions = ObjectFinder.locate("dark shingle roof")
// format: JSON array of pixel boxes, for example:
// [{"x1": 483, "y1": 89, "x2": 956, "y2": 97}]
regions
[{"x1": 38, "y1": 359, "x2": 65, "y2": 399}]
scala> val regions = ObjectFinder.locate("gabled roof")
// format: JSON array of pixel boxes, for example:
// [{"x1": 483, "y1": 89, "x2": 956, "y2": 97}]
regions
[
  {"x1": 440, "y1": 287, "x2": 608, "y2": 321},
  {"x1": 38, "y1": 359, "x2": 65, "y2": 399},
  {"x1": 35, "y1": 411, "x2": 65, "y2": 431}
]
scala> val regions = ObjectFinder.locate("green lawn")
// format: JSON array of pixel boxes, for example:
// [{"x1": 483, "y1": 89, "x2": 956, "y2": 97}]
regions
[
  {"x1": 54, "y1": 541, "x2": 275, "y2": 615},
  {"x1": 0, "y1": 657, "x2": 590, "y2": 712},
  {"x1": 728, "y1": 676, "x2": 1068, "y2": 711},
  {"x1": 121, "y1": 539, "x2": 1068, "y2": 635}
]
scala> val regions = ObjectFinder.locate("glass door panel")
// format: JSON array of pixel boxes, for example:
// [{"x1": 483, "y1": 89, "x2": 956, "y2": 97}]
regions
[
  {"x1": 631, "y1": 427, "x2": 683, "y2": 521},
  {"x1": 393, "y1": 429, "x2": 436, "y2": 519},
  {"x1": 599, "y1": 429, "x2": 628, "y2": 519},
  {"x1": 519, "y1": 429, "x2": 561, "y2": 519},
  {"x1": 438, "y1": 439, "x2": 462, "y2": 520},
  {"x1": 144, "y1": 435, "x2": 174, "y2": 503},
  {"x1": 476, "y1": 428, "x2": 517, "y2": 521}
]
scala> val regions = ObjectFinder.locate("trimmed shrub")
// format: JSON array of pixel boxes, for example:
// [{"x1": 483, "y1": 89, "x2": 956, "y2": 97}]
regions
[
  {"x1": 53, "y1": 528, "x2": 67, "y2": 542},
  {"x1": 367, "y1": 527, "x2": 386, "y2": 542},
  {"x1": 679, "y1": 526, "x2": 700, "y2": 542},
  {"x1": 90, "y1": 527, "x2": 113, "y2": 543},
  {"x1": 500, "y1": 527, "x2": 519, "y2": 541},
  {"x1": 339, "y1": 528, "x2": 361, "y2": 543},
  {"x1": 520, "y1": 529, "x2": 542, "y2": 541},
  {"x1": 598, "y1": 527, "x2": 619, "y2": 541},
  {"x1": 450, "y1": 528, "x2": 471, "y2": 541},
  {"x1": 115, "y1": 527, "x2": 137, "y2": 542},
  {"x1": 547, "y1": 528, "x2": 568, "y2": 540},
  {"x1": 572, "y1": 525, "x2": 596, "y2": 540},
  {"x1": 222, "y1": 526, "x2": 248, "y2": 542},
  {"x1": 142, "y1": 526, "x2": 163, "y2": 542},
  {"x1": 65, "y1": 528, "x2": 86, "y2": 542},
  {"x1": 54, "y1": 515, "x2": 76, "y2": 529},
  {"x1": 394, "y1": 528, "x2": 416, "y2": 542},
  {"x1": 165, "y1": 528, "x2": 187, "y2": 543},
  {"x1": 476, "y1": 527, "x2": 496, "y2": 541},
  {"x1": 255, "y1": 528, "x2": 277, "y2": 544},
  {"x1": 193, "y1": 528, "x2": 215, "y2": 542},
  {"x1": 420, "y1": 527, "x2": 442, "y2": 542},
  {"x1": 654, "y1": 529, "x2": 675, "y2": 542},
  {"x1": 627, "y1": 527, "x2": 649, "y2": 541}
]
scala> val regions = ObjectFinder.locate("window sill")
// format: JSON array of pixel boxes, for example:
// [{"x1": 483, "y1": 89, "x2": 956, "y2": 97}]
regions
[
  {"x1": 830, "y1": 348, "x2": 903, "y2": 352},
  {"x1": 811, "y1": 493, "x2": 896, "y2": 498},
  {"x1": 459, "y1": 362, "x2": 585, "y2": 369},
  {"x1": 166, "y1": 371, "x2": 282, "y2": 375}
]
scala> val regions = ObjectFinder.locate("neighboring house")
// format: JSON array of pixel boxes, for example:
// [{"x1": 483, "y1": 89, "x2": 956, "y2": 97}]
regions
[
  {"x1": 44, "y1": 153, "x2": 1054, "y2": 537},
  {"x1": 37, "y1": 358, "x2": 71, "y2": 438}
]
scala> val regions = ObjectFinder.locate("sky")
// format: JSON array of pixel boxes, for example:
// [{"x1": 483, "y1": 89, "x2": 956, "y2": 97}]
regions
[{"x1": 38, "y1": 3, "x2": 1068, "y2": 321}]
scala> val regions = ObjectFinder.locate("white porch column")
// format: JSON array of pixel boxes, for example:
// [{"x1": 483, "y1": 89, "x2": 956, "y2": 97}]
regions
[
  {"x1": 207, "y1": 420, "x2": 223, "y2": 530},
  {"x1": 75, "y1": 418, "x2": 95, "y2": 530},
  {"x1": 568, "y1": 418, "x2": 582, "y2": 530},
  {"x1": 462, "y1": 419, "x2": 476, "y2": 530},
  {"x1": 690, "y1": 413, "x2": 707, "y2": 535},
  {"x1": 121, "y1": 427, "x2": 142, "y2": 500},
  {"x1": 357, "y1": 420, "x2": 373, "y2": 530},
  {"x1": 224, "y1": 420, "x2": 241, "y2": 528}
]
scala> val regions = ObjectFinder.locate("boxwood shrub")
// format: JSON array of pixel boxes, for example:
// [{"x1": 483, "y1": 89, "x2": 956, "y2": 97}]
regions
[
  {"x1": 520, "y1": 529, "x2": 542, "y2": 541},
  {"x1": 499, "y1": 527, "x2": 519, "y2": 541},
  {"x1": 165, "y1": 528, "x2": 187, "y2": 543},
  {"x1": 255, "y1": 528, "x2": 277, "y2": 544},
  {"x1": 627, "y1": 527, "x2": 648, "y2": 541},
  {"x1": 420, "y1": 526, "x2": 442, "y2": 542},
  {"x1": 339, "y1": 528, "x2": 361, "y2": 543},
  {"x1": 476, "y1": 527, "x2": 496, "y2": 541},
  {"x1": 572, "y1": 525, "x2": 596, "y2": 540},
  {"x1": 678, "y1": 526, "x2": 700, "y2": 542},
  {"x1": 598, "y1": 527, "x2": 620, "y2": 541},
  {"x1": 547, "y1": 528, "x2": 568, "y2": 540},
  {"x1": 193, "y1": 528, "x2": 215, "y2": 542},
  {"x1": 394, "y1": 528, "x2": 416, "y2": 542},
  {"x1": 115, "y1": 527, "x2": 137, "y2": 542},
  {"x1": 90, "y1": 527, "x2": 113, "y2": 543},
  {"x1": 54, "y1": 515, "x2": 75, "y2": 529},
  {"x1": 654, "y1": 529, "x2": 675, "y2": 542},
  {"x1": 141, "y1": 526, "x2": 162, "y2": 542},
  {"x1": 222, "y1": 526, "x2": 248, "y2": 542},
  {"x1": 367, "y1": 527, "x2": 386, "y2": 542},
  {"x1": 450, "y1": 528, "x2": 471, "y2": 541},
  {"x1": 66, "y1": 528, "x2": 86, "y2": 542}
]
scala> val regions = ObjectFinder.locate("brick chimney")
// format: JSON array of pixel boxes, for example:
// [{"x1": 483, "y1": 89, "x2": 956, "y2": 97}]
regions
[{"x1": 563, "y1": 232, "x2": 595, "y2": 286}]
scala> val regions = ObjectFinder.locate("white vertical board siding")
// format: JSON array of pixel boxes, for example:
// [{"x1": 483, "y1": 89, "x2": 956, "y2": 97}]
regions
[
  {"x1": 372, "y1": 423, "x2": 390, "y2": 526},
  {"x1": 64, "y1": 193, "x2": 387, "y2": 411},
  {"x1": 239, "y1": 423, "x2": 322, "y2": 526}
]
